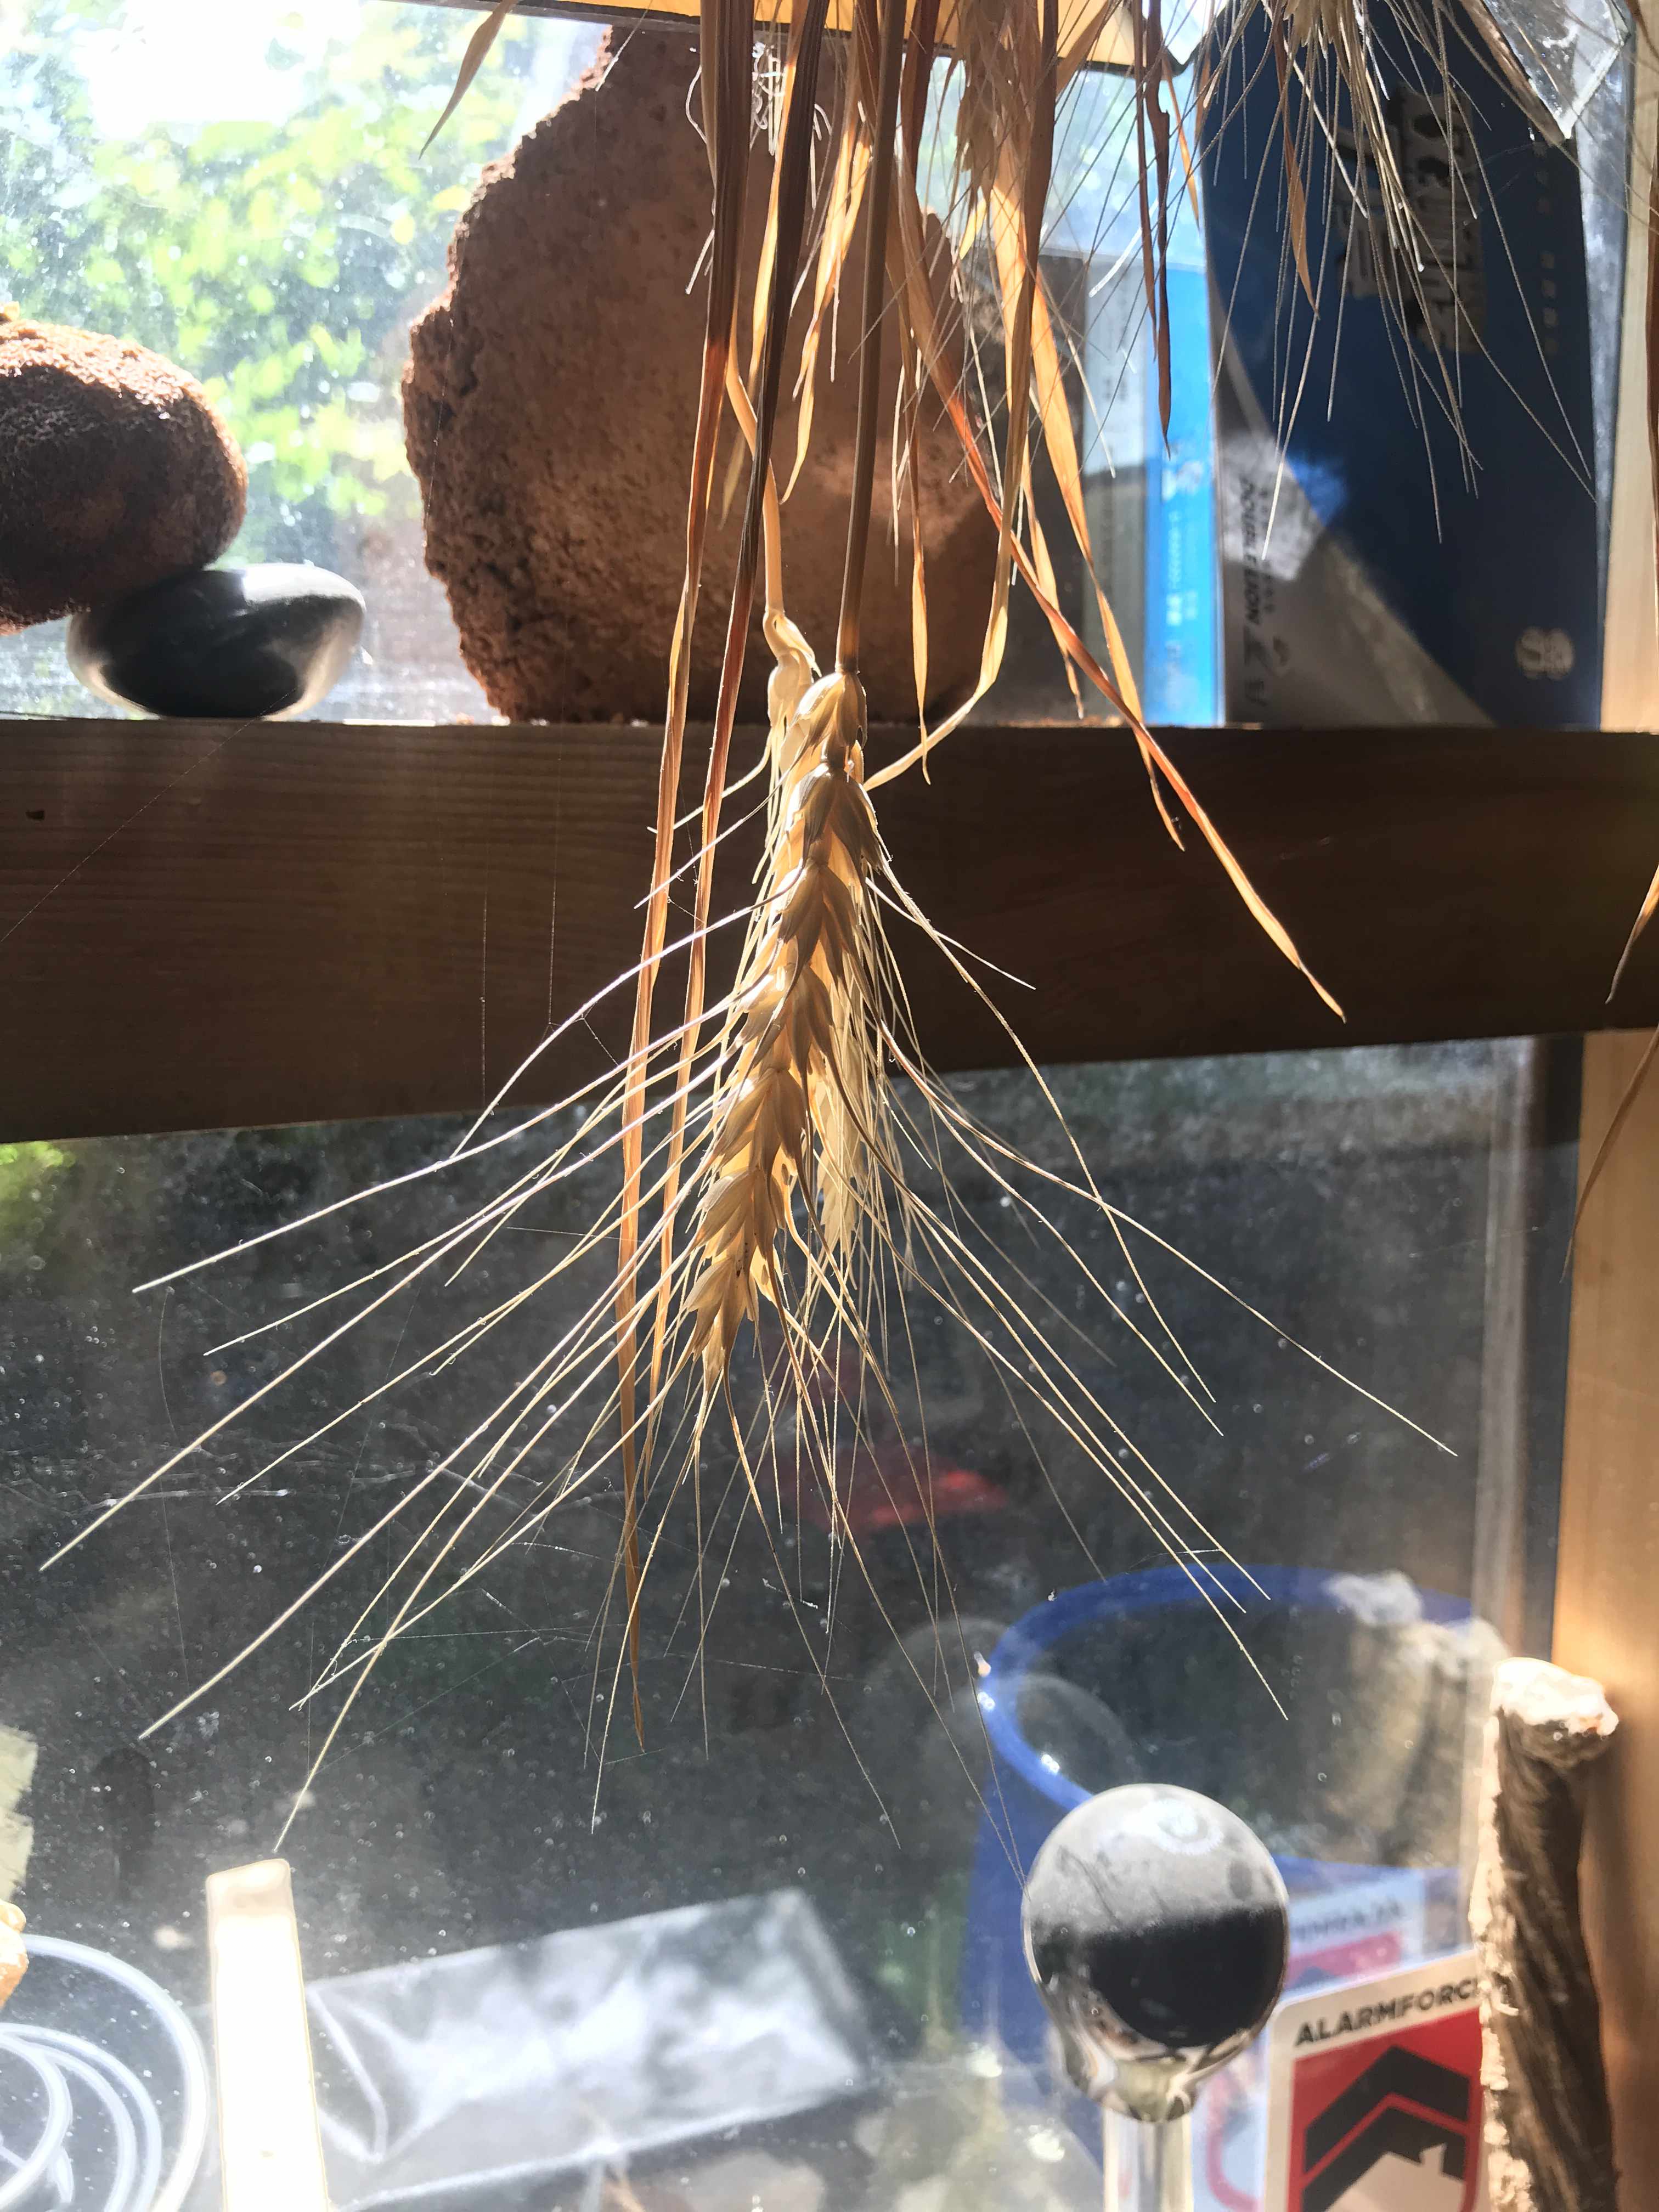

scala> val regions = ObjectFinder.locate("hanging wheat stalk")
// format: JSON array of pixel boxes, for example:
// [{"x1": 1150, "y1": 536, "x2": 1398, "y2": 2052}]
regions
[{"x1": 43, "y1": 0, "x2": 1488, "y2": 1811}]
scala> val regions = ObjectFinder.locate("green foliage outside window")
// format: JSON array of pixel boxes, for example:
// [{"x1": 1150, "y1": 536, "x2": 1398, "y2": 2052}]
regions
[{"x1": 0, "y1": 0, "x2": 537, "y2": 562}]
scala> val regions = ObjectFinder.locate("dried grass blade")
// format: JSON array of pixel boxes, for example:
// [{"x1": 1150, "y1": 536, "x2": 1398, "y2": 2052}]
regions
[
  {"x1": 905, "y1": 336, "x2": 932, "y2": 736},
  {"x1": 1133, "y1": 729, "x2": 1342, "y2": 1015},
  {"x1": 422, "y1": 0, "x2": 519, "y2": 155},
  {"x1": 786, "y1": 36, "x2": 871, "y2": 496},
  {"x1": 837, "y1": 0, "x2": 911, "y2": 672},
  {"x1": 614, "y1": 0, "x2": 755, "y2": 1741},
  {"x1": 1132, "y1": 0, "x2": 1161, "y2": 354},
  {"x1": 895, "y1": 0, "x2": 940, "y2": 738},
  {"x1": 1571, "y1": 1025, "x2": 1659, "y2": 1248},
  {"x1": 1166, "y1": 61, "x2": 1205, "y2": 235},
  {"x1": 1146, "y1": 0, "x2": 1173, "y2": 436},
  {"x1": 1272, "y1": 19, "x2": 1316, "y2": 305},
  {"x1": 1604, "y1": 156, "x2": 1659, "y2": 1006},
  {"x1": 890, "y1": 167, "x2": 1101, "y2": 743},
  {"x1": 1057, "y1": 0, "x2": 1123, "y2": 89},
  {"x1": 1025, "y1": 492, "x2": 1085, "y2": 716},
  {"x1": 900, "y1": 0, "x2": 941, "y2": 159},
  {"x1": 1005, "y1": 240, "x2": 1170, "y2": 817},
  {"x1": 1611, "y1": 860, "x2": 1659, "y2": 1001},
  {"x1": 906, "y1": 0, "x2": 1058, "y2": 771},
  {"x1": 748, "y1": 1, "x2": 815, "y2": 382},
  {"x1": 645, "y1": 0, "x2": 834, "y2": 1442},
  {"x1": 879, "y1": 180, "x2": 1341, "y2": 1014}
]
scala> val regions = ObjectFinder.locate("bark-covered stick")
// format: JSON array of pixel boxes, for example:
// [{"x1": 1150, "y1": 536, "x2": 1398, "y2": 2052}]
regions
[{"x1": 1470, "y1": 1656, "x2": 1619, "y2": 2212}]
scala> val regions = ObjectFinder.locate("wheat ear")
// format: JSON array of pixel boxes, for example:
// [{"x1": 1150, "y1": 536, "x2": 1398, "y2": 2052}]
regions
[
  {"x1": 686, "y1": 668, "x2": 886, "y2": 1396},
  {"x1": 685, "y1": 0, "x2": 909, "y2": 1401}
]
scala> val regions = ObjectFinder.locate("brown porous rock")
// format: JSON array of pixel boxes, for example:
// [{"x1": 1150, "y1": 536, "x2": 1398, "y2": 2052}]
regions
[
  {"x1": 404, "y1": 30, "x2": 997, "y2": 725},
  {"x1": 0, "y1": 309, "x2": 246, "y2": 633}
]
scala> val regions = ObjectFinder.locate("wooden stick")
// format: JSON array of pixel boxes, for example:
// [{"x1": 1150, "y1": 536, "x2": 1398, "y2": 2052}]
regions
[
  {"x1": 206, "y1": 1859, "x2": 328, "y2": 2212},
  {"x1": 1470, "y1": 1657, "x2": 1619, "y2": 2212}
]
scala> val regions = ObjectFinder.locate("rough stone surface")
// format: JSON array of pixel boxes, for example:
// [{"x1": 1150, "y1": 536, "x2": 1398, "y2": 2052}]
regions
[
  {"x1": 0, "y1": 311, "x2": 246, "y2": 633},
  {"x1": 403, "y1": 30, "x2": 996, "y2": 725}
]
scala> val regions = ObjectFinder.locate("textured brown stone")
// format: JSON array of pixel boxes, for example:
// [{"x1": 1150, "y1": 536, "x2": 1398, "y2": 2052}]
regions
[
  {"x1": 0, "y1": 311, "x2": 246, "y2": 633},
  {"x1": 403, "y1": 30, "x2": 996, "y2": 725}
]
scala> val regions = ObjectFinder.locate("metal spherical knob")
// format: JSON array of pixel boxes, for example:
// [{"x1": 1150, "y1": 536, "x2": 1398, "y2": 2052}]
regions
[{"x1": 1022, "y1": 1783, "x2": 1289, "y2": 2120}]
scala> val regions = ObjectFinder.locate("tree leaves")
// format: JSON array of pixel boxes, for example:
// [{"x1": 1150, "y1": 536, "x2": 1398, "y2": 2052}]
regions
[{"x1": 1, "y1": 0, "x2": 533, "y2": 559}]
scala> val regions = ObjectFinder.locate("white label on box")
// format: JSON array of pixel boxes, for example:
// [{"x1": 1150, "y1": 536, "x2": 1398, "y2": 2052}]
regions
[{"x1": 1286, "y1": 1872, "x2": 1428, "y2": 1993}]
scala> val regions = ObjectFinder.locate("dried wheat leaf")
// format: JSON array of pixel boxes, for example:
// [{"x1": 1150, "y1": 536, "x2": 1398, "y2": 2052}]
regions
[
  {"x1": 1057, "y1": 0, "x2": 1124, "y2": 88},
  {"x1": 646, "y1": 0, "x2": 834, "y2": 1443},
  {"x1": 1603, "y1": 155, "x2": 1659, "y2": 1006},
  {"x1": 893, "y1": 325, "x2": 933, "y2": 739},
  {"x1": 881, "y1": 139, "x2": 1340, "y2": 1012},
  {"x1": 1008, "y1": 240, "x2": 1148, "y2": 730},
  {"x1": 1272, "y1": 20, "x2": 1317, "y2": 304},
  {"x1": 1611, "y1": 860, "x2": 1659, "y2": 1001},
  {"x1": 615, "y1": 0, "x2": 757, "y2": 1739},
  {"x1": 422, "y1": 0, "x2": 519, "y2": 156},
  {"x1": 1167, "y1": 70, "x2": 1205, "y2": 235},
  {"x1": 1572, "y1": 1026, "x2": 1659, "y2": 1245},
  {"x1": 835, "y1": 0, "x2": 913, "y2": 668},
  {"x1": 786, "y1": 26, "x2": 872, "y2": 496},
  {"x1": 748, "y1": 0, "x2": 817, "y2": 381}
]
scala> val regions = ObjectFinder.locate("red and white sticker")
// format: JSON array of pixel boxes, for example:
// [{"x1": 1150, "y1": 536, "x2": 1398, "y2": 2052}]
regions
[{"x1": 1262, "y1": 1951, "x2": 1488, "y2": 2212}]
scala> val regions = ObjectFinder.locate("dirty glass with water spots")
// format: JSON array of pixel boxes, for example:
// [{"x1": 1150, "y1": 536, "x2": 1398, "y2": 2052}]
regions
[
  {"x1": 0, "y1": 0, "x2": 1172, "y2": 731},
  {"x1": 0, "y1": 1040, "x2": 1574, "y2": 2211}
]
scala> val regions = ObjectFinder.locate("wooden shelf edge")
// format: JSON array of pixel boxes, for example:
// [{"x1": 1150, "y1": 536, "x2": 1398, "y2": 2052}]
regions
[{"x1": 3, "y1": 716, "x2": 1657, "y2": 1140}]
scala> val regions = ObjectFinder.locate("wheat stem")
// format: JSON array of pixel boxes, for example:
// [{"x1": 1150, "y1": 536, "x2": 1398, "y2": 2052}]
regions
[
  {"x1": 614, "y1": 0, "x2": 755, "y2": 1741},
  {"x1": 641, "y1": 0, "x2": 831, "y2": 1469},
  {"x1": 836, "y1": 0, "x2": 909, "y2": 672}
]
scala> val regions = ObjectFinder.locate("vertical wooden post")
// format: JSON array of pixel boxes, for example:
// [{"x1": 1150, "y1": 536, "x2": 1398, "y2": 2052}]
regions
[
  {"x1": 1554, "y1": 1029, "x2": 1659, "y2": 2210},
  {"x1": 1602, "y1": 28, "x2": 1659, "y2": 733}
]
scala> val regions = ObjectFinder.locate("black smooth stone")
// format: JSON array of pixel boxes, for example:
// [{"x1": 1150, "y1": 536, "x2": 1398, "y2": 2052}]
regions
[{"x1": 67, "y1": 563, "x2": 365, "y2": 720}]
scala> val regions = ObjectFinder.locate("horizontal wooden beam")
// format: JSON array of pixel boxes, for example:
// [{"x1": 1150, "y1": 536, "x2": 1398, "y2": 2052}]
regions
[{"x1": 3, "y1": 718, "x2": 1658, "y2": 1142}]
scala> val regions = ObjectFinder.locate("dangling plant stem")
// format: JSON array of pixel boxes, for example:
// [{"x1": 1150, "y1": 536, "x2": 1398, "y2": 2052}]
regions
[
  {"x1": 614, "y1": 0, "x2": 754, "y2": 1741},
  {"x1": 838, "y1": 0, "x2": 909, "y2": 675},
  {"x1": 50, "y1": 0, "x2": 1494, "y2": 1827},
  {"x1": 684, "y1": 0, "x2": 911, "y2": 1415},
  {"x1": 639, "y1": 0, "x2": 832, "y2": 1494}
]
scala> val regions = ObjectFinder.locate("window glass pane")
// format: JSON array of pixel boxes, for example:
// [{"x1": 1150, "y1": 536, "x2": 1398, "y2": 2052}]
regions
[
  {"x1": 0, "y1": 1038, "x2": 1576, "y2": 2209},
  {"x1": 0, "y1": 1, "x2": 1211, "y2": 729},
  {"x1": 5, "y1": 0, "x2": 1620, "y2": 731},
  {"x1": 0, "y1": 0, "x2": 602, "y2": 720}
]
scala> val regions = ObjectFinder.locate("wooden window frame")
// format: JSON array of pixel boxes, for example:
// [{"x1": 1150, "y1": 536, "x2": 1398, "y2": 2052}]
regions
[
  {"x1": 1556, "y1": 1031, "x2": 1659, "y2": 2212},
  {"x1": 6, "y1": 1, "x2": 1659, "y2": 2193}
]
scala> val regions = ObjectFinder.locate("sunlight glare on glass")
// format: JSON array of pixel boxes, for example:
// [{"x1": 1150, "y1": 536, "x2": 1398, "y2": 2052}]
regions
[{"x1": 78, "y1": 0, "x2": 361, "y2": 133}]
